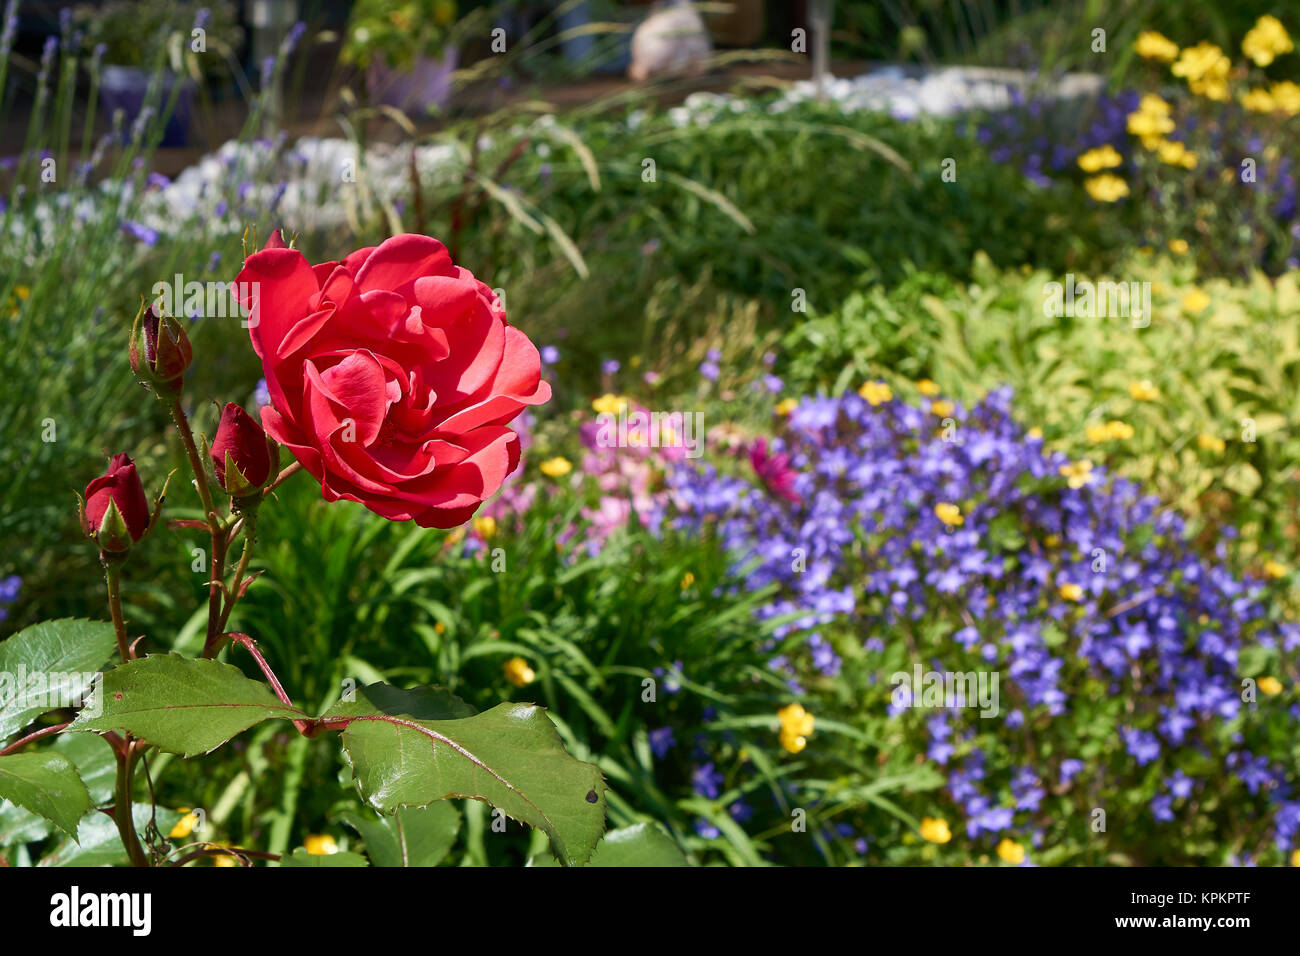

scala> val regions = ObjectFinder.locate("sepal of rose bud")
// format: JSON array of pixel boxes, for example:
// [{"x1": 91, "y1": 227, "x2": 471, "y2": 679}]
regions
[
  {"x1": 210, "y1": 402, "x2": 276, "y2": 498},
  {"x1": 129, "y1": 303, "x2": 193, "y2": 391},
  {"x1": 80, "y1": 453, "x2": 151, "y2": 553}
]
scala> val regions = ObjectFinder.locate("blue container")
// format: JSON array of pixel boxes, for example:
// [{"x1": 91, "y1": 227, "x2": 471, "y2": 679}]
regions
[{"x1": 98, "y1": 65, "x2": 194, "y2": 147}]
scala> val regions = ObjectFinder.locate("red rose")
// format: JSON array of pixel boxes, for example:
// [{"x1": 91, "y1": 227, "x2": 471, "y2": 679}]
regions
[
  {"x1": 82, "y1": 453, "x2": 150, "y2": 551},
  {"x1": 210, "y1": 402, "x2": 276, "y2": 496},
  {"x1": 235, "y1": 233, "x2": 550, "y2": 528}
]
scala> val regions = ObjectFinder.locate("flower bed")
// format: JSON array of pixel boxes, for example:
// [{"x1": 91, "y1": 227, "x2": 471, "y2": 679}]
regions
[{"x1": 669, "y1": 385, "x2": 1299, "y2": 864}]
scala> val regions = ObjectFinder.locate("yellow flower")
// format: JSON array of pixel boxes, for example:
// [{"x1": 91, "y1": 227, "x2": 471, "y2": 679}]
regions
[
  {"x1": 777, "y1": 703, "x2": 815, "y2": 753},
  {"x1": 169, "y1": 810, "x2": 200, "y2": 839},
  {"x1": 1171, "y1": 42, "x2": 1231, "y2": 97},
  {"x1": 1138, "y1": 93, "x2": 1172, "y2": 115},
  {"x1": 539, "y1": 456, "x2": 572, "y2": 477},
  {"x1": 1265, "y1": 559, "x2": 1288, "y2": 579},
  {"x1": 778, "y1": 703, "x2": 815, "y2": 735},
  {"x1": 14, "y1": 285, "x2": 29, "y2": 300},
  {"x1": 1129, "y1": 380, "x2": 1160, "y2": 401},
  {"x1": 1058, "y1": 460, "x2": 1093, "y2": 489},
  {"x1": 445, "y1": 525, "x2": 466, "y2": 546},
  {"x1": 934, "y1": 502, "x2": 964, "y2": 527},
  {"x1": 858, "y1": 381, "x2": 893, "y2": 406},
  {"x1": 591, "y1": 393, "x2": 628, "y2": 415},
  {"x1": 207, "y1": 843, "x2": 244, "y2": 867},
  {"x1": 1181, "y1": 288, "x2": 1210, "y2": 313},
  {"x1": 1107, "y1": 420, "x2": 1134, "y2": 440},
  {"x1": 775, "y1": 397, "x2": 799, "y2": 416},
  {"x1": 1258, "y1": 675, "x2": 1284, "y2": 695},
  {"x1": 916, "y1": 378, "x2": 941, "y2": 396},
  {"x1": 1084, "y1": 174, "x2": 1129, "y2": 203},
  {"x1": 1127, "y1": 99, "x2": 1175, "y2": 149},
  {"x1": 1270, "y1": 80, "x2": 1300, "y2": 115},
  {"x1": 472, "y1": 515, "x2": 497, "y2": 540},
  {"x1": 1197, "y1": 433, "x2": 1226, "y2": 453},
  {"x1": 1156, "y1": 138, "x2": 1197, "y2": 169},
  {"x1": 779, "y1": 728, "x2": 807, "y2": 753},
  {"x1": 1242, "y1": 88, "x2": 1277, "y2": 113},
  {"x1": 1168, "y1": 238, "x2": 1189, "y2": 255},
  {"x1": 1243, "y1": 15, "x2": 1293, "y2": 67},
  {"x1": 504, "y1": 656, "x2": 535, "y2": 687},
  {"x1": 1077, "y1": 145, "x2": 1123, "y2": 172},
  {"x1": 1085, "y1": 421, "x2": 1130, "y2": 443},
  {"x1": 1135, "y1": 30, "x2": 1179, "y2": 62},
  {"x1": 1059, "y1": 582, "x2": 1084, "y2": 602},
  {"x1": 1292, "y1": 848, "x2": 1300, "y2": 867},
  {"x1": 680, "y1": 571, "x2": 695, "y2": 588},
  {"x1": 996, "y1": 838, "x2": 1026, "y2": 864},
  {"x1": 304, "y1": 834, "x2": 338, "y2": 856},
  {"x1": 919, "y1": 816, "x2": 952, "y2": 844},
  {"x1": 930, "y1": 399, "x2": 954, "y2": 418},
  {"x1": 1026, "y1": 427, "x2": 1043, "y2": 440},
  {"x1": 1044, "y1": 534, "x2": 1061, "y2": 548},
  {"x1": 1196, "y1": 78, "x2": 1231, "y2": 102}
]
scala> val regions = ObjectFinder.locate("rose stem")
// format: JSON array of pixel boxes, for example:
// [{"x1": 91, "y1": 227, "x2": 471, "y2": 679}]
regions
[
  {"x1": 0, "y1": 722, "x2": 69, "y2": 757},
  {"x1": 165, "y1": 395, "x2": 231, "y2": 658},
  {"x1": 112, "y1": 739, "x2": 149, "y2": 867},
  {"x1": 103, "y1": 560, "x2": 132, "y2": 663},
  {"x1": 216, "y1": 510, "x2": 256, "y2": 635}
]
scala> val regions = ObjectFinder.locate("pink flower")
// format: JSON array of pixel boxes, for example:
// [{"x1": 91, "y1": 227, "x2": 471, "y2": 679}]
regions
[{"x1": 750, "y1": 437, "x2": 801, "y2": 503}]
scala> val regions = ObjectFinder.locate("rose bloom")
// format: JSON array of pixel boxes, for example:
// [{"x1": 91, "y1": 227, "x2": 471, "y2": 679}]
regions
[{"x1": 236, "y1": 233, "x2": 549, "y2": 527}]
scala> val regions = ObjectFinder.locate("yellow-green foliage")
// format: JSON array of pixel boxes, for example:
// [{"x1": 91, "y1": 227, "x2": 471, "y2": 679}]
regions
[{"x1": 785, "y1": 252, "x2": 1300, "y2": 563}]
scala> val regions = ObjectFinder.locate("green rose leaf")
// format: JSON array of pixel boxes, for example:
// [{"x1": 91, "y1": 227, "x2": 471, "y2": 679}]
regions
[
  {"x1": 324, "y1": 683, "x2": 606, "y2": 866},
  {"x1": 53, "y1": 732, "x2": 118, "y2": 803},
  {"x1": 71, "y1": 654, "x2": 305, "y2": 756},
  {"x1": 38, "y1": 805, "x2": 182, "y2": 867},
  {"x1": 338, "y1": 802, "x2": 461, "y2": 867},
  {"x1": 0, "y1": 619, "x2": 119, "y2": 742},
  {"x1": 530, "y1": 822, "x2": 690, "y2": 867},
  {"x1": 326, "y1": 682, "x2": 475, "y2": 721},
  {"x1": 0, "y1": 732, "x2": 115, "y2": 848},
  {"x1": 280, "y1": 847, "x2": 370, "y2": 868},
  {"x1": 0, "y1": 751, "x2": 92, "y2": 840},
  {"x1": 0, "y1": 798, "x2": 50, "y2": 847}
]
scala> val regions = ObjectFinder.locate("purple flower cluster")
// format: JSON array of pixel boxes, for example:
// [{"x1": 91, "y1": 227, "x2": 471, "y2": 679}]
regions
[
  {"x1": 973, "y1": 90, "x2": 1140, "y2": 188},
  {"x1": 668, "y1": 387, "x2": 1300, "y2": 861}
]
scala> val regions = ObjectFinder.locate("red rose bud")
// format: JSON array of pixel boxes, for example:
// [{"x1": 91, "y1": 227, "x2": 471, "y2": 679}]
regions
[
  {"x1": 81, "y1": 453, "x2": 151, "y2": 552},
  {"x1": 129, "y1": 303, "x2": 193, "y2": 389},
  {"x1": 210, "y1": 402, "x2": 276, "y2": 496}
]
